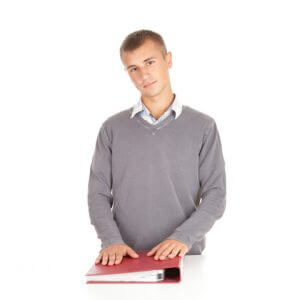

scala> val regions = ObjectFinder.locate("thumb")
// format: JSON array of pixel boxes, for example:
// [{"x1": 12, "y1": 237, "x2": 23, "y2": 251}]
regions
[{"x1": 126, "y1": 247, "x2": 139, "y2": 258}]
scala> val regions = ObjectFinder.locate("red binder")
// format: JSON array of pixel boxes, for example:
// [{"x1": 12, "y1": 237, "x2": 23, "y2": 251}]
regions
[{"x1": 86, "y1": 250, "x2": 183, "y2": 284}]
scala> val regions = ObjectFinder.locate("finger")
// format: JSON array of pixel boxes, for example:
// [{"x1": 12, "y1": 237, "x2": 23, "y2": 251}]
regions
[
  {"x1": 101, "y1": 253, "x2": 109, "y2": 265},
  {"x1": 95, "y1": 253, "x2": 102, "y2": 264},
  {"x1": 159, "y1": 244, "x2": 175, "y2": 260},
  {"x1": 179, "y1": 247, "x2": 188, "y2": 258},
  {"x1": 127, "y1": 247, "x2": 139, "y2": 258},
  {"x1": 114, "y1": 252, "x2": 123, "y2": 265},
  {"x1": 154, "y1": 243, "x2": 171, "y2": 260},
  {"x1": 147, "y1": 244, "x2": 160, "y2": 256},
  {"x1": 108, "y1": 253, "x2": 116, "y2": 266},
  {"x1": 168, "y1": 246, "x2": 181, "y2": 258},
  {"x1": 154, "y1": 247, "x2": 165, "y2": 260}
]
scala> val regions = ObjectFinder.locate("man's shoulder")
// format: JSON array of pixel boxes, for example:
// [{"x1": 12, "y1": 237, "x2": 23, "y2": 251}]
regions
[
  {"x1": 101, "y1": 107, "x2": 133, "y2": 129},
  {"x1": 183, "y1": 105, "x2": 216, "y2": 129}
]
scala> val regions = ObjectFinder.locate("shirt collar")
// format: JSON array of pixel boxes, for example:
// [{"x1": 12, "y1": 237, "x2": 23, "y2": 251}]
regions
[{"x1": 130, "y1": 93, "x2": 182, "y2": 119}]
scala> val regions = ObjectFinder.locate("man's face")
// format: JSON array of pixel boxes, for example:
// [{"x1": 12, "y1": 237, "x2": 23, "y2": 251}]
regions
[{"x1": 121, "y1": 39, "x2": 172, "y2": 98}]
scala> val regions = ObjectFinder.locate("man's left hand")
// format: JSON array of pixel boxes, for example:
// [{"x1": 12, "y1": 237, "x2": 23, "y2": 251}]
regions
[{"x1": 147, "y1": 239, "x2": 189, "y2": 260}]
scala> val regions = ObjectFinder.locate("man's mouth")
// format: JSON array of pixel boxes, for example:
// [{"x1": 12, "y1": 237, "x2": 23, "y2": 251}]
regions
[{"x1": 143, "y1": 81, "x2": 156, "y2": 88}]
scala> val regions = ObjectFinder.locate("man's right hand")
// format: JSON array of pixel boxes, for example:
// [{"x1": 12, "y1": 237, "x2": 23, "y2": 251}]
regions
[{"x1": 95, "y1": 243, "x2": 139, "y2": 266}]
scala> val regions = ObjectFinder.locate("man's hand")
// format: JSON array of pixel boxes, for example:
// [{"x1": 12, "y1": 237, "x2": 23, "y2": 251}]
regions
[
  {"x1": 95, "y1": 243, "x2": 139, "y2": 266},
  {"x1": 147, "y1": 239, "x2": 189, "y2": 260}
]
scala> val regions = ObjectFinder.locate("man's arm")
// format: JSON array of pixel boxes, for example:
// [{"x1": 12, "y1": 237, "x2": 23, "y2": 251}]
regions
[
  {"x1": 87, "y1": 121, "x2": 125, "y2": 249},
  {"x1": 166, "y1": 119, "x2": 226, "y2": 251}
]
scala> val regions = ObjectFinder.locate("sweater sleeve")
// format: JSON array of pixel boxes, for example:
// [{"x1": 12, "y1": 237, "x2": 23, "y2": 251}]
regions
[
  {"x1": 87, "y1": 121, "x2": 125, "y2": 249},
  {"x1": 166, "y1": 119, "x2": 226, "y2": 251}
]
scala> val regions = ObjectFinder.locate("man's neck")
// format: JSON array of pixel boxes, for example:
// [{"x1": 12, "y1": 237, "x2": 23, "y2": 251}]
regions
[{"x1": 141, "y1": 88, "x2": 175, "y2": 120}]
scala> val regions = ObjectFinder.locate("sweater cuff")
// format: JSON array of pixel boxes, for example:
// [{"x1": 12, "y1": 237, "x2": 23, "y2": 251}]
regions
[
  {"x1": 94, "y1": 226, "x2": 125, "y2": 249},
  {"x1": 165, "y1": 232, "x2": 193, "y2": 251}
]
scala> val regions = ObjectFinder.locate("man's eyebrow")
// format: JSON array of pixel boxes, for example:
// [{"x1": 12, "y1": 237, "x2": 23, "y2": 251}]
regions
[{"x1": 126, "y1": 56, "x2": 156, "y2": 70}]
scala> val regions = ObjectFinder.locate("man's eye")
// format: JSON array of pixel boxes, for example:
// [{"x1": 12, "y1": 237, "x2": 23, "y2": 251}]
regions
[
  {"x1": 148, "y1": 61, "x2": 155, "y2": 65},
  {"x1": 130, "y1": 68, "x2": 136, "y2": 72}
]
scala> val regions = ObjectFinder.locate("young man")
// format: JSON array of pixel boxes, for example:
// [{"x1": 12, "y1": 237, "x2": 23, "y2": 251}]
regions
[{"x1": 88, "y1": 30, "x2": 226, "y2": 266}]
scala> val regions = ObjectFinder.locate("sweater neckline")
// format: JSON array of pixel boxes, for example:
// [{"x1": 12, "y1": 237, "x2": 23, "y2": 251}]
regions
[{"x1": 132, "y1": 106, "x2": 186, "y2": 135}]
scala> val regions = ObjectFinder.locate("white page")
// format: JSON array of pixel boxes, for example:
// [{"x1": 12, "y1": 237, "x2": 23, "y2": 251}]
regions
[{"x1": 86, "y1": 269, "x2": 165, "y2": 282}]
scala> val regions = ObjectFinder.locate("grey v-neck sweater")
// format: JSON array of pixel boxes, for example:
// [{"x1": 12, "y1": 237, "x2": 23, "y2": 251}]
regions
[{"x1": 87, "y1": 105, "x2": 226, "y2": 255}]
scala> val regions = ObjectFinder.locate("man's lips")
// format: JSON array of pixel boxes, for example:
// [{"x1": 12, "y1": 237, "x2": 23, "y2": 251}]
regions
[{"x1": 143, "y1": 81, "x2": 156, "y2": 88}]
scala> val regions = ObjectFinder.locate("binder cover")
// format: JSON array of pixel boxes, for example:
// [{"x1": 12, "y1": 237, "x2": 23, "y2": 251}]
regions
[{"x1": 86, "y1": 250, "x2": 183, "y2": 284}]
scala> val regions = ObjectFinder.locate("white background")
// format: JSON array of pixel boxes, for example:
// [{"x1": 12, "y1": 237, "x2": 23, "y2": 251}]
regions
[{"x1": 0, "y1": 0, "x2": 286, "y2": 299}]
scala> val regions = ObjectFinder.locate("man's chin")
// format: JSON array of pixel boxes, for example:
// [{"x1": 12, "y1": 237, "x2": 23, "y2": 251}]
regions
[{"x1": 141, "y1": 89, "x2": 159, "y2": 97}]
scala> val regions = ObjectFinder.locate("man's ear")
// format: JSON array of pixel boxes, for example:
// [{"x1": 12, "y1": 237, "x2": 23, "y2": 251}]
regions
[{"x1": 165, "y1": 51, "x2": 172, "y2": 68}]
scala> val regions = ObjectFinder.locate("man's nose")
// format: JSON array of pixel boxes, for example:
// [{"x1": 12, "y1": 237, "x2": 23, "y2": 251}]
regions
[{"x1": 138, "y1": 66, "x2": 150, "y2": 79}]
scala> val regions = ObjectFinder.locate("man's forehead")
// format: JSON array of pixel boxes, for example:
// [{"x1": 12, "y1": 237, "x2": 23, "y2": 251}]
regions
[
  {"x1": 122, "y1": 42, "x2": 162, "y2": 67},
  {"x1": 125, "y1": 55, "x2": 156, "y2": 67},
  {"x1": 123, "y1": 52, "x2": 162, "y2": 69}
]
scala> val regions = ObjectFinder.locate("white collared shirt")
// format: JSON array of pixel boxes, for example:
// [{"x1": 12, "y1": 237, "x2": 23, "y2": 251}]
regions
[{"x1": 130, "y1": 93, "x2": 182, "y2": 125}]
